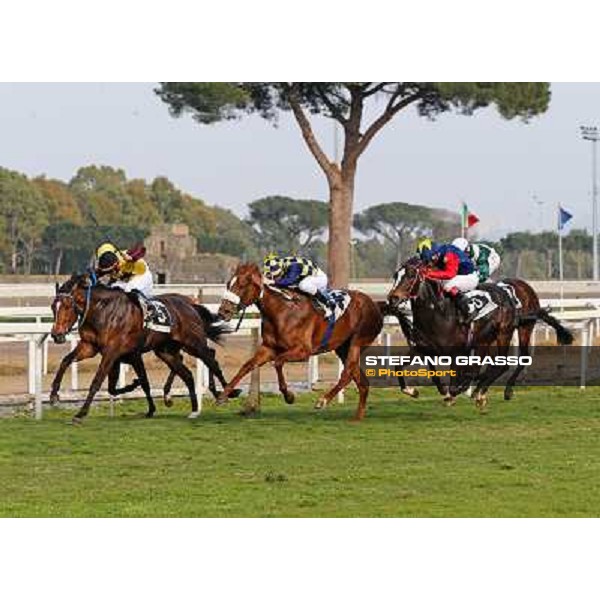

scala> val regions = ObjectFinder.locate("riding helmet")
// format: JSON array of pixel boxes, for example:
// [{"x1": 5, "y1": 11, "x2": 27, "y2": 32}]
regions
[{"x1": 97, "y1": 251, "x2": 119, "y2": 273}]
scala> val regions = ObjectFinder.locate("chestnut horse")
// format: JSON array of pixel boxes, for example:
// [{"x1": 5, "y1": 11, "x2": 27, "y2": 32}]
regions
[
  {"x1": 50, "y1": 272, "x2": 236, "y2": 422},
  {"x1": 216, "y1": 263, "x2": 383, "y2": 421}
]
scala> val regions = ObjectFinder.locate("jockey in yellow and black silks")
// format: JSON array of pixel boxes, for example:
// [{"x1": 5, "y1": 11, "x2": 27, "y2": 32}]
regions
[
  {"x1": 262, "y1": 253, "x2": 337, "y2": 311},
  {"x1": 95, "y1": 242, "x2": 154, "y2": 296}
]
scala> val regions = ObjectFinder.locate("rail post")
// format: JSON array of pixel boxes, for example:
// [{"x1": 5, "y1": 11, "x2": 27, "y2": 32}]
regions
[
  {"x1": 35, "y1": 335, "x2": 44, "y2": 420},
  {"x1": 337, "y1": 357, "x2": 345, "y2": 404},
  {"x1": 243, "y1": 324, "x2": 261, "y2": 415},
  {"x1": 580, "y1": 320, "x2": 590, "y2": 390},
  {"x1": 28, "y1": 339, "x2": 36, "y2": 396},
  {"x1": 69, "y1": 337, "x2": 78, "y2": 391}
]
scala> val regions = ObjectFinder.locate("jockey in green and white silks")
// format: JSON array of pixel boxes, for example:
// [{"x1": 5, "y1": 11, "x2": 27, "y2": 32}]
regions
[
  {"x1": 452, "y1": 238, "x2": 501, "y2": 283},
  {"x1": 263, "y1": 253, "x2": 337, "y2": 311}
]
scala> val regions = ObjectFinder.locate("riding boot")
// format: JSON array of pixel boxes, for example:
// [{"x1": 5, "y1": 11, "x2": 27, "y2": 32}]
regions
[{"x1": 316, "y1": 290, "x2": 337, "y2": 313}]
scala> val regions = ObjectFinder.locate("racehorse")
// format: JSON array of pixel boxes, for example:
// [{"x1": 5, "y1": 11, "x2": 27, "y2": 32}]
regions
[
  {"x1": 215, "y1": 263, "x2": 383, "y2": 421},
  {"x1": 387, "y1": 257, "x2": 573, "y2": 407},
  {"x1": 50, "y1": 272, "x2": 237, "y2": 422}
]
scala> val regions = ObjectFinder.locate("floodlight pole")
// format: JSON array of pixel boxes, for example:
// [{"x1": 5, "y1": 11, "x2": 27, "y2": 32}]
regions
[{"x1": 581, "y1": 126, "x2": 599, "y2": 281}]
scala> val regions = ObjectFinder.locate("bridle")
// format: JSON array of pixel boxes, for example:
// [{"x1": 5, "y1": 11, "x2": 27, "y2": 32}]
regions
[
  {"x1": 393, "y1": 263, "x2": 427, "y2": 302},
  {"x1": 54, "y1": 271, "x2": 97, "y2": 332},
  {"x1": 221, "y1": 275, "x2": 264, "y2": 332}
]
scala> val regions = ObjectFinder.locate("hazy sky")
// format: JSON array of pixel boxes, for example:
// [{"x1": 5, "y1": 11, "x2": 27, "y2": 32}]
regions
[{"x1": 1, "y1": 82, "x2": 599, "y2": 239}]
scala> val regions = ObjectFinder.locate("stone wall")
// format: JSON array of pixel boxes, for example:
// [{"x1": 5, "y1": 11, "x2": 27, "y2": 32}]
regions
[{"x1": 144, "y1": 223, "x2": 238, "y2": 283}]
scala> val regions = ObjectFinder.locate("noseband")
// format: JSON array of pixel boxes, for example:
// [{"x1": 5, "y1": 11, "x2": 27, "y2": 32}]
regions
[{"x1": 222, "y1": 277, "x2": 264, "y2": 332}]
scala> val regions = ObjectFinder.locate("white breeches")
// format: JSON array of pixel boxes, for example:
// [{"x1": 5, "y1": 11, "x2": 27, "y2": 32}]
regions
[
  {"x1": 298, "y1": 270, "x2": 328, "y2": 295},
  {"x1": 441, "y1": 272, "x2": 479, "y2": 293},
  {"x1": 112, "y1": 269, "x2": 154, "y2": 296},
  {"x1": 487, "y1": 250, "x2": 501, "y2": 277}
]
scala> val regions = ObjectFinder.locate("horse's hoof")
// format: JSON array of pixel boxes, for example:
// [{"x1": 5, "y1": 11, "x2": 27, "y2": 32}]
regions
[
  {"x1": 401, "y1": 387, "x2": 419, "y2": 399},
  {"x1": 229, "y1": 388, "x2": 243, "y2": 399},
  {"x1": 163, "y1": 394, "x2": 173, "y2": 408},
  {"x1": 474, "y1": 394, "x2": 488, "y2": 409},
  {"x1": 215, "y1": 394, "x2": 229, "y2": 406},
  {"x1": 49, "y1": 393, "x2": 60, "y2": 406},
  {"x1": 504, "y1": 390, "x2": 513, "y2": 401},
  {"x1": 145, "y1": 411, "x2": 155, "y2": 419},
  {"x1": 443, "y1": 396, "x2": 457, "y2": 407},
  {"x1": 284, "y1": 392, "x2": 296, "y2": 405},
  {"x1": 188, "y1": 411, "x2": 201, "y2": 419},
  {"x1": 71, "y1": 415, "x2": 84, "y2": 425},
  {"x1": 314, "y1": 397, "x2": 327, "y2": 410}
]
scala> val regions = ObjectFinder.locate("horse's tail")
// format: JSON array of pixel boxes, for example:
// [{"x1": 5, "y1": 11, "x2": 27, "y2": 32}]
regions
[
  {"x1": 520, "y1": 308, "x2": 574, "y2": 346},
  {"x1": 193, "y1": 304, "x2": 232, "y2": 343}
]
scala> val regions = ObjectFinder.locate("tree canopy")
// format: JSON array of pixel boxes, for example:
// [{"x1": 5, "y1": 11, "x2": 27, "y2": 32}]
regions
[
  {"x1": 354, "y1": 201, "x2": 460, "y2": 265},
  {"x1": 247, "y1": 196, "x2": 328, "y2": 255},
  {"x1": 156, "y1": 82, "x2": 551, "y2": 286}
]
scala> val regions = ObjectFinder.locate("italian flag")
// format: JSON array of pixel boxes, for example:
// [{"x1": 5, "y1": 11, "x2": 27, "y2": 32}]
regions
[{"x1": 461, "y1": 202, "x2": 480, "y2": 229}]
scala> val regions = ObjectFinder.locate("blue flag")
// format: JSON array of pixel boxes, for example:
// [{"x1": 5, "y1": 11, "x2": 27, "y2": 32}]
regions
[{"x1": 558, "y1": 206, "x2": 573, "y2": 231}]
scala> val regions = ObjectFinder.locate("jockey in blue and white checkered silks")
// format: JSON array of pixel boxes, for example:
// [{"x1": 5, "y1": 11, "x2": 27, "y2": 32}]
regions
[{"x1": 262, "y1": 252, "x2": 337, "y2": 312}]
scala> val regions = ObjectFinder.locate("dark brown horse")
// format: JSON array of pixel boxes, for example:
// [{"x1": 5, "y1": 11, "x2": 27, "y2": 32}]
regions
[
  {"x1": 215, "y1": 263, "x2": 383, "y2": 421},
  {"x1": 387, "y1": 258, "x2": 573, "y2": 406},
  {"x1": 50, "y1": 272, "x2": 236, "y2": 422}
]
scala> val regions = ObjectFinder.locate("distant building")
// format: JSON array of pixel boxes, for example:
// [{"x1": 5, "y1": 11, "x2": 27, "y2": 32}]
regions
[{"x1": 144, "y1": 224, "x2": 237, "y2": 283}]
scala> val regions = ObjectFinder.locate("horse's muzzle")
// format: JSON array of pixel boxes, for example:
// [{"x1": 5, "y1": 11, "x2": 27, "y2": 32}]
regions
[
  {"x1": 217, "y1": 300, "x2": 237, "y2": 322},
  {"x1": 51, "y1": 332, "x2": 67, "y2": 344}
]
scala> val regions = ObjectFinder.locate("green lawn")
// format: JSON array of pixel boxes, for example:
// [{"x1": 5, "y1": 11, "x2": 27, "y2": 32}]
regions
[{"x1": 1, "y1": 387, "x2": 599, "y2": 517}]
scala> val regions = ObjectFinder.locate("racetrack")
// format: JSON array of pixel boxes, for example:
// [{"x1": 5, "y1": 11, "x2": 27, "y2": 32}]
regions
[{"x1": 1, "y1": 387, "x2": 599, "y2": 517}]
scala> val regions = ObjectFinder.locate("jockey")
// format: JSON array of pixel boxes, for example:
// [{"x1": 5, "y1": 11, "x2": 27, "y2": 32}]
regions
[
  {"x1": 95, "y1": 241, "x2": 154, "y2": 296},
  {"x1": 452, "y1": 237, "x2": 501, "y2": 283},
  {"x1": 262, "y1": 252, "x2": 337, "y2": 312},
  {"x1": 416, "y1": 237, "x2": 478, "y2": 320}
]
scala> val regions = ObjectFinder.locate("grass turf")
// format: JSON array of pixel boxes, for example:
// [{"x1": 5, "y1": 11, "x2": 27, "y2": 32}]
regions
[{"x1": 0, "y1": 387, "x2": 599, "y2": 517}]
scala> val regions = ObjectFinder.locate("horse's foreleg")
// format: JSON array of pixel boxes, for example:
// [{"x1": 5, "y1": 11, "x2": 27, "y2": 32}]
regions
[
  {"x1": 73, "y1": 352, "x2": 118, "y2": 422},
  {"x1": 274, "y1": 363, "x2": 295, "y2": 405},
  {"x1": 50, "y1": 341, "x2": 97, "y2": 405},
  {"x1": 216, "y1": 345, "x2": 276, "y2": 405}
]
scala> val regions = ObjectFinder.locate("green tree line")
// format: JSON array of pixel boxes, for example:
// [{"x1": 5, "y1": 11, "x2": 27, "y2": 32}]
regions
[
  {"x1": 0, "y1": 165, "x2": 257, "y2": 274},
  {"x1": 0, "y1": 163, "x2": 593, "y2": 280}
]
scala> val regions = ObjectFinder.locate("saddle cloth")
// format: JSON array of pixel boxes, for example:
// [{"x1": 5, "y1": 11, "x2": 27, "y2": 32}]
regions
[
  {"x1": 496, "y1": 281, "x2": 523, "y2": 309},
  {"x1": 464, "y1": 290, "x2": 498, "y2": 321},
  {"x1": 268, "y1": 285, "x2": 351, "y2": 322},
  {"x1": 136, "y1": 295, "x2": 172, "y2": 333},
  {"x1": 314, "y1": 290, "x2": 352, "y2": 322}
]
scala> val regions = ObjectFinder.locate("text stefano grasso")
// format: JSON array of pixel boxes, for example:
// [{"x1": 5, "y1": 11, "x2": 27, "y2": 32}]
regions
[{"x1": 363, "y1": 355, "x2": 532, "y2": 367}]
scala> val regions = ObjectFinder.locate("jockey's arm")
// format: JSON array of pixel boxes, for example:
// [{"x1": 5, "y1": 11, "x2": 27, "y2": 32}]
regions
[
  {"x1": 425, "y1": 252, "x2": 460, "y2": 280},
  {"x1": 275, "y1": 263, "x2": 303, "y2": 287}
]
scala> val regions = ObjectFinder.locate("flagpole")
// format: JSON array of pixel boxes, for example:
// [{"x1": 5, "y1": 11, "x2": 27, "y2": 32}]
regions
[{"x1": 558, "y1": 203, "x2": 564, "y2": 312}]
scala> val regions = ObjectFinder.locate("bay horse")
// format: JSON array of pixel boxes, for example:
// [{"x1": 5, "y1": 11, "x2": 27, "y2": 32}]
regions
[
  {"x1": 387, "y1": 258, "x2": 572, "y2": 407},
  {"x1": 215, "y1": 263, "x2": 383, "y2": 421},
  {"x1": 50, "y1": 272, "x2": 237, "y2": 422}
]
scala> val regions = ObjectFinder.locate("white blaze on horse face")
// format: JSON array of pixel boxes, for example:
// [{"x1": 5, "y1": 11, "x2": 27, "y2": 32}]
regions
[
  {"x1": 228, "y1": 276, "x2": 238, "y2": 291},
  {"x1": 222, "y1": 289, "x2": 241, "y2": 306},
  {"x1": 393, "y1": 268, "x2": 406, "y2": 289}
]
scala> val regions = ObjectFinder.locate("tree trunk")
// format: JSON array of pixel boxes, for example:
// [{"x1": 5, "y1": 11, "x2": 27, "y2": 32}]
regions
[
  {"x1": 55, "y1": 248, "x2": 63, "y2": 275},
  {"x1": 327, "y1": 170, "x2": 355, "y2": 288}
]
